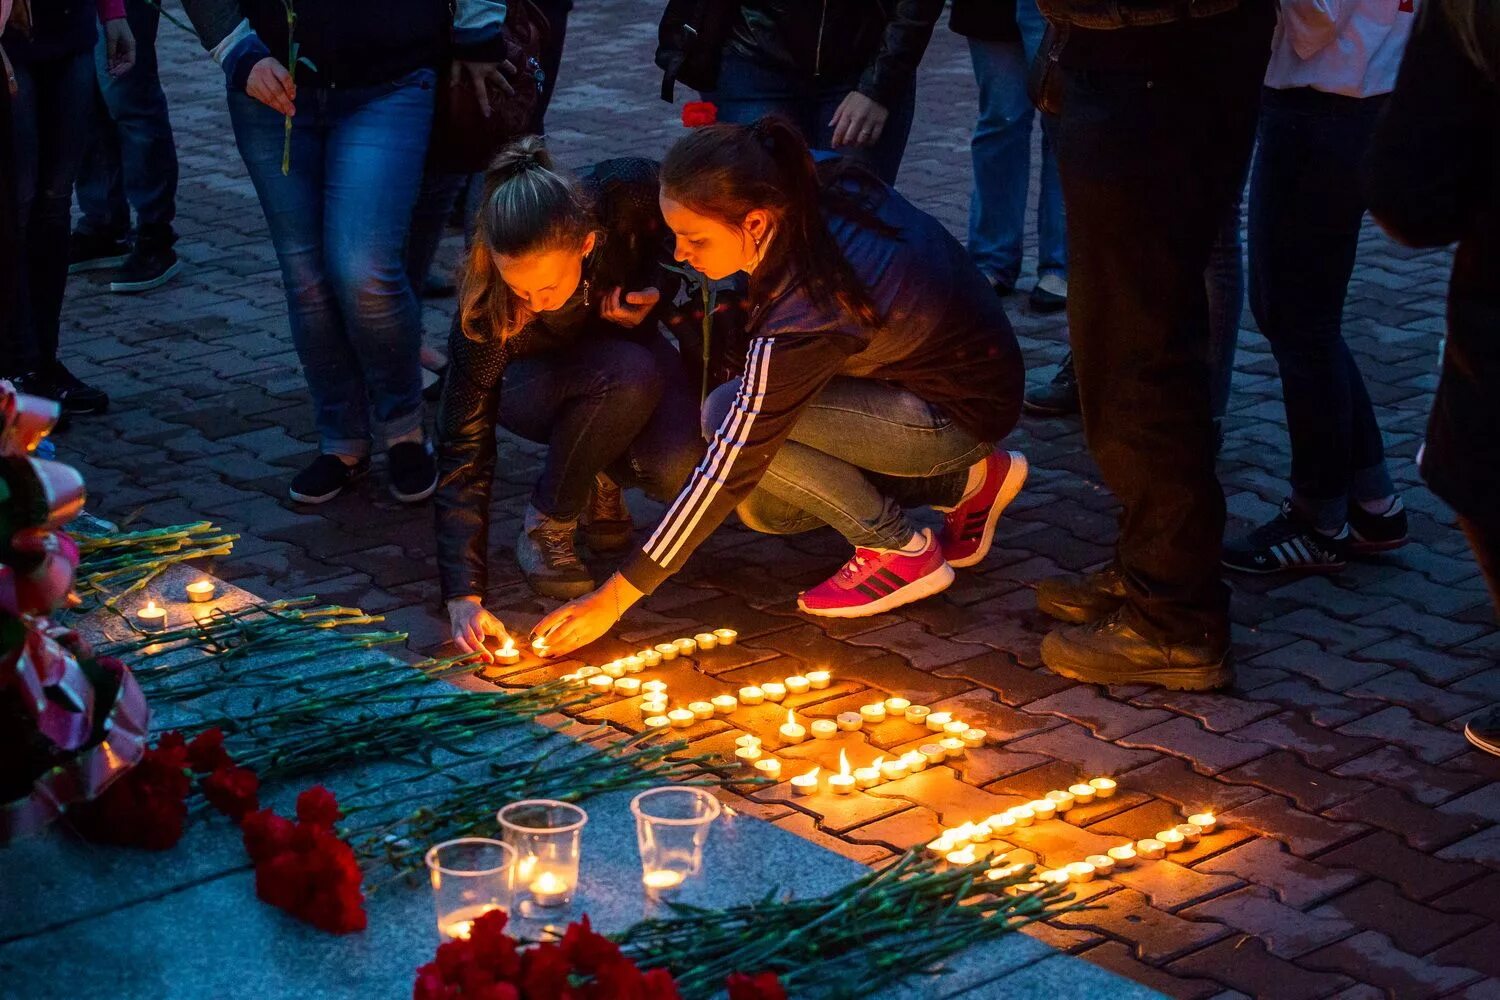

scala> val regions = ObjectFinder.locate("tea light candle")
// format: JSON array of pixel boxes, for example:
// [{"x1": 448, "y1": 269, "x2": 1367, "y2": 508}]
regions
[
  {"x1": 655, "y1": 643, "x2": 679, "y2": 661},
  {"x1": 879, "y1": 757, "x2": 910, "y2": 781},
  {"x1": 712, "y1": 628, "x2": 738, "y2": 646},
  {"x1": 762, "y1": 682, "x2": 787, "y2": 703},
  {"x1": 614, "y1": 677, "x2": 642, "y2": 696},
  {"x1": 961, "y1": 729, "x2": 987, "y2": 748},
  {"x1": 736, "y1": 733, "x2": 762, "y2": 749},
  {"x1": 884, "y1": 697, "x2": 912, "y2": 714},
  {"x1": 577, "y1": 666, "x2": 602, "y2": 678},
  {"x1": 784, "y1": 675, "x2": 811, "y2": 695},
  {"x1": 694, "y1": 632, "x2": 718, "y2": 651},
  {"x1": 1028, "y1": 799, "x2": 1057, "y2": 821},
  {"x1": 623, "y1": 655, "x2": 645, "y2": 674},
  {"x1": 643, "y1": 869, "x2": 685, "y2": 892},
  {"x1": 828, "y1": 751, "x2": 855, "y2": 795},
  {"x1": 735, "y1": 745, "x2": 762, "y2": 764},
  {"x1": 969, "y1": 823, "x2": 992, "y2": 844},
  {"x1": 1039, "y1": 870, "x2": 1070, "y2": 886},
  {"x1": 926, "y1": 711, "x2": 953, "y2": 732},
  {"x1": 185, "y1": 579, "x2": 216, "y2": 603},
  {"x1": 739, "y1": 685, "x2": 765, "y2": 706},
  {"x1": 905, "y1": 705, "x2": 931, "y2": 726},
  {"x1": 790, "y1": 767, "x2": 820, "y2": 796},
  {"x1": 1174, "y1": 823, "x2": 1203, "y2": 846},
  {"x1": 1136, "y1": 838, "x2": 1166, "y2": 860},
  {"x1": 644, "y1": 715, "x2": 671, "y2": 731},
  {"x1": 674, "y1": 638, "x2": 698, "y2": 655},
  {"x1": 806, "y1": 670, "x2": 831, "y2": 689},
  {"x1": 854, "y1": 757, "x2": 884, "y2": 789},
  {"x1": 944, "y1": 720, "x2": 970, "y2": 737},
  {"x1": 137, "y1": 600, "x2": 167, "y2": 631},
  {"x1": 948, "y1": 823, "x2": 975, "y2": 848},
  {"x1": 946, "y1": 846, "x2": 977, "y2": 866},
  {"x1": 919, "y1": 742, "x2": 947, "y2": 763},
  {"x1": 528, "y1": 872, "x2": 570, "y2": 907},
  {"x1": 1088, "y1": 777, "x2": 1117, "y2": 798},
  {"x1": 588, "y1": 675, "x2": 615, "y2": 694},
  {"x1": 643, "y1": 680, "x2": 668, "y2": 696},
  {"x1": 988, "y1": 863, "x2": 1026, "y2": 882},
  {"x1": 688, "y1": 701, "x2": 714, "y2": 720},
  {"x1": 640, "y1": 698, "x2": 668, "y2": 716},
  {"x1": 1156, "y1": 829, "x2": 1185, "y2": 852},
  {"x1": 602, "y1": 662, "x2": 627, "y2": 679},
  {"x1": 809, "y1": 719, "x2": 838, "y2": 740},
  {"x1": 778, "y1": 709, "x2": 806, "y2": 744},
  {"x1": 668, "y1": 708, "x2": 695, "y2": 729},
  {"x1": 754, "y1": 757, "x2": 782, "y2": 781},
  {"x1": 640, "y1": 649, "x2": 663, "y2": 667},
  {"x1": 1187, "y1": 812, "x2": 1217, "y2": 834},
  {"x1": 531, "y1": 636, "x2": 550, "y2": 655},
  {"x1": 902, "y1": 750, "x2": 930, "y2": 773},
  {"x1": 1068, "y1": 783, "x2": 1097, "y2": 806},
  {"x1": 1009, "y1": 805, "x2": 1035, "y2": 827},
  {"x1": 711, "y1": 694, "x2": 738, "y2": 715},
  {"x1": 1010, "y1": 881, "x2": 1046, "y2": 896},
  {"x1": 495, "y1": 640, "x2": 521, "y2": 666},
  {"x1": 1046, "y1": 789, "x2": 1076, "y2": 812},
  {"x1": 1085, "y1": 854, "x2": 1115, "y2": 876},
  {"x1": 1064, "y1": 861, "x2": 1097, "y2": 883},
  {"x1": 987, "y1": 813, "x2": 1017, "y2": 837},
  {"x1": 1108, "y1": 844, "x2": 1138, "y2": 867},
  {"x1": 939, "y1": 737, "x2": 967, "y2": 758},
  {"x1": 836, "y1": 711, "x2": 864, "y2": 732},
  {"x1": 560, "y1": 672, "x2": 582, "y2": 686},
  {"x1": 859, "y1": 703, "x2": 887, "y2": 724},
  {"x1": 927, "y1": 835, "x2": 957, "y2": 857}
]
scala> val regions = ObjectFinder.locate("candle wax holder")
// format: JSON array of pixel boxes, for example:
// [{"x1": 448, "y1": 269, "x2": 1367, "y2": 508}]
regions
[{"x1": 426, "y1": 838, "x2": 516, "y2": 941}]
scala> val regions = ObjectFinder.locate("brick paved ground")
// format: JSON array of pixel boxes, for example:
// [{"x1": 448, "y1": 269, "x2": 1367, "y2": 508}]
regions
[{"x1": 54, "y1": 3, "x2": 1500, "y2": 997}]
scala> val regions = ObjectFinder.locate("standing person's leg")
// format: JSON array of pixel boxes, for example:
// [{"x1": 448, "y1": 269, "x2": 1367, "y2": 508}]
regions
[
  {"x1": 3, "y1": 54, "x2": 40, "y2": 375},
  {"x1": 701, "y1": 54, "x2": 801, "y2": 130},
  {"x1": 17, "y1": 51, "x2": 107, "y2": 412},
  {"x1": 1016, "y1": 0, "x2": 1068, "y2": 310},
  {"x1": 72, "y1": 36, "x2": 131, "y2": 271},
  {"x1": 1042, "y1": 37, "x2": 1267, "y2": 688},
  {"x1": 531, "y1": 0, "x2": 571, "y2": 132},
  {"x1": 323, "y1": 70, "x2": 438, "y2": 503},
  {"x1": 406, "y1": 168, "x2": 466, "y2": 296},
  {"x1": 1459, "y1": 510, "x2": 1500, "y2": 756},
  {"x1": 1228, "y1": 89, "x2": 1398, "y2": 572},
  {"x1": 1206, "y1": 175, "x2": 1247, "y2": 426},
  {"x1": 965, "y1": 36, "x2": 1034, "y2": 294}
]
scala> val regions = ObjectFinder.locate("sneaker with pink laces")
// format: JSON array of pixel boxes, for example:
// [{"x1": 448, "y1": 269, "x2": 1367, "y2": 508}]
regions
[
  {"x1": 941, "y1": 450, "x2": 1029, "y2": 568},
  {"x1": 797, "y1": 528, "x2": 955, "y2": 618}
]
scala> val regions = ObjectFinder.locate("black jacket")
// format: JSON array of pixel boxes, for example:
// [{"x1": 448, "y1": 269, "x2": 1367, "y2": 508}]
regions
[
  {"x1": 618, "y1": 176, "x2": 1025, "y2": 595},
  {"x1": 2, "y1": 2, "x2": 99, "y2": 64},
  {"x1": 434, "y1": 158, "x2": 684, "y2": 603},
  {"x1": 722, "y1": 0, "x2": 944, "y2": 108},
  {"x1": 948, "y1": 0, "x2": 1019, "y2": 43},
  {"x1": 1365, "y1": 6, "x2": 1500, "y2": 522}
]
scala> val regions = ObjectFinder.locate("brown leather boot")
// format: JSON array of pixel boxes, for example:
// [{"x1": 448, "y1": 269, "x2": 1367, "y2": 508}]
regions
[{"x1": 579, "y1": 473, "x2": 633, "y2": 554}]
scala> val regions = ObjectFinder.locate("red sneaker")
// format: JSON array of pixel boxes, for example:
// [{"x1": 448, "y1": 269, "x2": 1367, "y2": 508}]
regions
[
  {"x1": 797, "y1": 529, "x2": 955, "y2": 618},
  {"x1": 940, "y1": 450, "x2": 1028, "y2": 569}
]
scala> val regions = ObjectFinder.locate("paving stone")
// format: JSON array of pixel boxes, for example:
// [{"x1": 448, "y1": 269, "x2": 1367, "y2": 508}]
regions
[
  {"x1": 1117, "y1": 718, "x2": 1270, "y2": 775},
  {"x1": 1301, "y1": 931, "x2": 1484, "y2": 999},
  {"x1": 867, "y1": 765, "x2": 1022, "y2": 829},
  {"x1": 1331, "y1": 746, "x2": 1491, "y2": 807},
  {"x1": 1310, "y1": 880, "x2": 1485, "y2": 955},
  {"x1": 934, "y1": 649, "x2": 1074, "y2": 703},
  {"x1": 1231, "y1": 712, "x2": 1386, "y2": 769},
  {"x1": 931, "y1": 688, "x2": 1065, "y2": 743},
  {"x1": 1217, "y1": 796, "x2": 1368, "y2": 858},
  {"x1": 1249, "y1": 638, "x2": 1393, "y2": 689},
  {"x1": 1319, "y1": 830, "x2": 1490, "y2": 902},
  {"x1": 1438, "y1": 826, "x2": 1500, "y2": 869},
  {"x1": 1219, "y1": 751, "x2": 1374, "y2": 813},
  {"x1": 1006, "y1": 722, "x2": 1163, "y2": 778},
  {"x1": 1344, "y1": 670, "x2": 1489, "y2": 725},
  {"x1": 1126, "y1": 688, "x2": 1280, "y2": 734},
  {"x1": 1336, "y1": 707, "x2": 1472, "y2": 764},
  {"x1": 1114, "y1": 757, "x2": 1267, "y2": 814},
  {"x1": 1053, "y1": 888, "x2": 1232, "y2": 964},
  {"x1": 1432, "y1": 925, "x2": 1500, "y2": 982},
  {"x1": 1181, "y1": 886, "x2": 1358, "y2": 959},
  {"x1": 1076, "y1": 941, "x2": 1223, "y2": 1000},
  {"x1": 1022, "y1": 685, "x2": 1174, "y2": 740},
  {"x1": 1108, "y1": 860, "x2": 1242, "y2": 912},
  {"x1": 1167, "y1": 936, "x2": 1355, "y2": 1000},
  {"x1": 1323, "y1": 787, "x2": 1486, "y2": 851}
]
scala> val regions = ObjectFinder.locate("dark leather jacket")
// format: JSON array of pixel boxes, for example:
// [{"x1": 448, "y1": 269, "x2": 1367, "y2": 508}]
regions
[
  {"x1": 433, "y1": 158, "x2": 684, "y2": 602},
  {"x1": 724, "y1": 0, "x2": 943, "y2": 108}
]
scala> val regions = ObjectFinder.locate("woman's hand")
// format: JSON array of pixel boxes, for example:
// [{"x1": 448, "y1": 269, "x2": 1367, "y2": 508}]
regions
[
  {"x1": 531, "y1": 574, "x2": 642, "y2": 656},
  {"x1": 448, "y1": 596, "x2": 512, "y2": 662},
  {"x1": 102, "y1": 17, "x2": 136, "y2": 78},
  {"x1": 599, "y1": 287, "x2": 661, "y2": 328},
  {"x1": 829, "y1": 91, "x2": 889, "y2": 149},
  {"x1": 454, "y1": 58, "x2": 518, "y2": 118},
  {"x1": 247, "y1": 56, "x2": 296, "y2": 115}
]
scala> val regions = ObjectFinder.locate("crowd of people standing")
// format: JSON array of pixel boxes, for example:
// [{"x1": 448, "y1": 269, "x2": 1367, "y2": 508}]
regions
[{"x1": 1, "y1": 1, "x2": 1496, "y2": 743}]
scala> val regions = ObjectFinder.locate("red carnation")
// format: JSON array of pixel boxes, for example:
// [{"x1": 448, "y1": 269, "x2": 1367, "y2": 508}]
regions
[
  {"x1": 241, "y1": 808, "x2": 295, "y2": 863},
  {"x1": 519, "y1": 941, "x2": 571, "y2": 1000},
  {"x1": 186, "y1": 727, "x2": 233, "y2": 774},
  {"x1": 69, "y1": 735, "x2": 192, "y2": 850},
  {"x1": 560, "y1": 914, "x2": 623, "y2": 976},
  {"x1": 296, "y1": 785, "x2": 342, "y2": 828},
  {"x1": 727, "y1": 972, "x2": 787, "y2": 1000},
  {"x1": 681, "y1": 100, "x2": 717, "y2": 127},
  {"x1": 202, "y1": 764, "x2": 261, "y2": 823}
]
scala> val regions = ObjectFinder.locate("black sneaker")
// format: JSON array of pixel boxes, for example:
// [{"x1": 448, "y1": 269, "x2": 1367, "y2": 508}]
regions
[
  {"x1": 991, "y1": 278, "x2": 1015, "y2": 299},
  {"x1": 1037, "y1": 563, "x2": 1128, "y2": 624},
  {"x1": 1024, "y1": 352, "x2": 1080, "y2": 416},
  {"x1": 1464, "y1": 707, "x2": 1500, "y2": 757},
  {"x1": 388, "y1": 441, "x2": 438, "y2": 503},
  {"x1": 1347, "y1": 497, "x2": 1409, "y2": 554},
  {"x1": 1040, "y1": 610, "x2": 1233, "y2": 691},
  {"x1": 579, "y1": 473, "x2": 633, "y2": 554},
  {"x1": 1029, "y1": 273, "x2": 1068, "y2": 314},
  {"x1": 1223, "y1": 499, "x2": 1349, "y2": 575},
  {"x1": 69, "y1": 230, "x2": 131, "y2": 274},
  {"x1": 289, "y1": 454, "x2": 370, "y2": 504},
  {"x1": 109, "y1": 235, "x2": 182, "y2": 293},
  {"x1": 23, "y1": 362, "x2": 109, "y2": 415},
  {"x1": 517, "y1": 506, "x2": 595, "y2": 599}
]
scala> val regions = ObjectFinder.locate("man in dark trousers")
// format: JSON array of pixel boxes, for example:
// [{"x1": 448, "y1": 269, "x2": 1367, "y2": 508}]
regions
[{"x1": 1032, "y1": 0, "x2": 1274, "y2": 691}]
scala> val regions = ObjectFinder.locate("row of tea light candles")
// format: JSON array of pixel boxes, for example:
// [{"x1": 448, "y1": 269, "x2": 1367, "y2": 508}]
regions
[
  {"x1": 498, "y1": 628, "x2": 742, "y2": 667},
  {"x1": 136, "y1": 579, "x2": 220, "y2": 629}
]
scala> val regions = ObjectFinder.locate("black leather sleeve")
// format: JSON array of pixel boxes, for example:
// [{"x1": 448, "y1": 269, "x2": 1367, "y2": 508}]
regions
[
  {"x1": 857, "y1": 0, "x2": 945, "y2": 109},
  {"x1": 433, "y1": 323, "x2": 511, "y2": 604}
]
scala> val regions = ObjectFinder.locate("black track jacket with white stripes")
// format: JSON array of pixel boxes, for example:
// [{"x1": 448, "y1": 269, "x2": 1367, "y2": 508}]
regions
[{"x1": 618, "y1": 180, "x2": 1024, "y2": 595}]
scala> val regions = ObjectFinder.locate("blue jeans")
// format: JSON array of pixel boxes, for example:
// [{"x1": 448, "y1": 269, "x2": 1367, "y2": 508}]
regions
[
  {"x1": 5, "y1": 49, "x2": 95, "y2": 370},
  {"x1": 702, "y1": 377, "x2": 990, "y2": 551},
  {"x1": 1248, "y1": 87, "x2": 1394, "y2": 527},
  {"x1": 76, "y1": 0, "x2": 178, "y2": 237},
  {"x1": 966, "y1": 4, "x2": 1066, "y2": 288},
  {"x1": 228, "y1": 70, "x2": 435, "y2": 458},
  {"x1": 704, "y1": 52, "x2": 915, "y2": 186},
  {"x1": 1206, "y1": 176, "x2": 1246, "y2": 420}
]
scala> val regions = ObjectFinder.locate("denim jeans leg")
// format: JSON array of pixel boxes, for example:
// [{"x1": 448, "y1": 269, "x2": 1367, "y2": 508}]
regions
[
  {"x1": 966, "y1": 38, "x2": 1032, "y2": 288},
  {"x1": 1015, "y1": 0, "x2": 1067, "y2": 277},
  {"x1": 702, "y1": 53, "x2": 803, "y2": 128},
  {"x1": 610, "y1": 333, "x2": 704, "y2": 503},
  {"x1": 76, "y1": 66, "x2": 127, "y2": 238},
  {"x1": 1205, "y1": 179, "x2": 1246, "y2": 420},
  {"x1": 323, "y1": 70, "x2": 436, "y2": 450},
  {"x1": 230, "y1": 89, "x2": 371, "y2": 456},
  {"x1": 406, "y1": 168, "x2": 466, "y2": 292}
]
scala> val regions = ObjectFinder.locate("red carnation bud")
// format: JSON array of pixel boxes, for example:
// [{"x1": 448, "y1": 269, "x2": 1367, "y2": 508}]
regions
[
  {"x1": 681, "y1": 101, "x2": 717, "y2": 128},
  {"x1": 186, "y1": 727, "x2": 232, "y2": 774},
  {"x1": 295, "y1": 785, "x2": 342, "y2": 828},
  {"x1": 241, "y1": 808, "x2": 295, "y2": 863},
  {"x1": 560, "y1": 914, "x2": 623, "y2": 976},
  {"x1": 727, "y1": 971, "x2": 787, "y2": 1000},
  {"x1": 202, "y1": 764, "x2": 260, "y2": 823}
]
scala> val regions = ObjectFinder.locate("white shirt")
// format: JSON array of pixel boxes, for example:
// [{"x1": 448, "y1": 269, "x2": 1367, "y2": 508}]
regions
[{"x1": 1264, "y1": 0, "x2": 1419, "y2": 98}]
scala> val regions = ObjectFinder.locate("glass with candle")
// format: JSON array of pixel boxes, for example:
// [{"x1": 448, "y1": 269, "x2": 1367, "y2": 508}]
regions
[
  {"x1": 425, "y1": 838, "x2": 516, "y2": 940},
  {"x1": 631, "y1": 787, "x2": 721, "y2": 897},
  {"x1": 497, "y1": 800, "x2": 588, "y2": 917}
]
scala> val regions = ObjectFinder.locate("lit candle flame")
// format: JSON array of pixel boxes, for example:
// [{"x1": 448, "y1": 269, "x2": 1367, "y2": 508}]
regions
[
  {"x1": 871, "y1": 756, "x2": 885, "y2": 768},
  {"x1": 785, "y1": 709, "x2": 796, "y2": 727},
  {"x1": 145, "y1": 600, "x2": 159, "y2": 612},
  {"x1": 838, "y1": 749, "x2": 850, "y2": 777},
  {"x1": 803, "y1": 767, "x2": 820, "y2": 780}
]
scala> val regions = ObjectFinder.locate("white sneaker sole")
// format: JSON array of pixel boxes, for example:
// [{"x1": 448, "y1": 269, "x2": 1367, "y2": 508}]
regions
[
  {"x1": 797, "y1": 560, "x2": 956, "y2": 619},
  {"x1": 947, "y1": 451, "x2": 1030, "y2": 569},
  {"x1": 110, "y1": 259, "x2": 183, "y2": 294},
  {"x1": 390, "y1": 476, "x2": 438, "y2": 504}
]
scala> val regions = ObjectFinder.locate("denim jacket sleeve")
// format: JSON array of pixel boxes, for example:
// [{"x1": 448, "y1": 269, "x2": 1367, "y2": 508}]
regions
[
  {"x1": 857, "y1": 0, "x2": 944, "y2": 109},
  {"x1": 434, "y1": 324, "x2": 511, "y2": 603}
]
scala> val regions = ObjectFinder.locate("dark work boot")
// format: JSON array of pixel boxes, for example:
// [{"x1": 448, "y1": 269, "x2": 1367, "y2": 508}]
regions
[
  {"x1": 579, "y1": 473, "x2": 633, "y2": 554},
  {"x1": 1040, "y1": 611, "x2": 1233, "y2": 691},
  {"x1": 1037, "y1": 564, "x2": 1128, "y2": 624},
  {"x1": 1023, "y1": 352, "x2": 1080, "y2": 416},
  {"x1": 517, "y1": 506, "x2": 594, "y2": 599}
]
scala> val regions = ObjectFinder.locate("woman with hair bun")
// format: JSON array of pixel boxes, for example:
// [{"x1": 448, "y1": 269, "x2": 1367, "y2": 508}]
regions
[
  {"x1": 535, "y1": 116, "x2": 1028, "y2": 652},
  {"x1": 435, "y1": 137, "x2": 702, "y2": 658}
]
